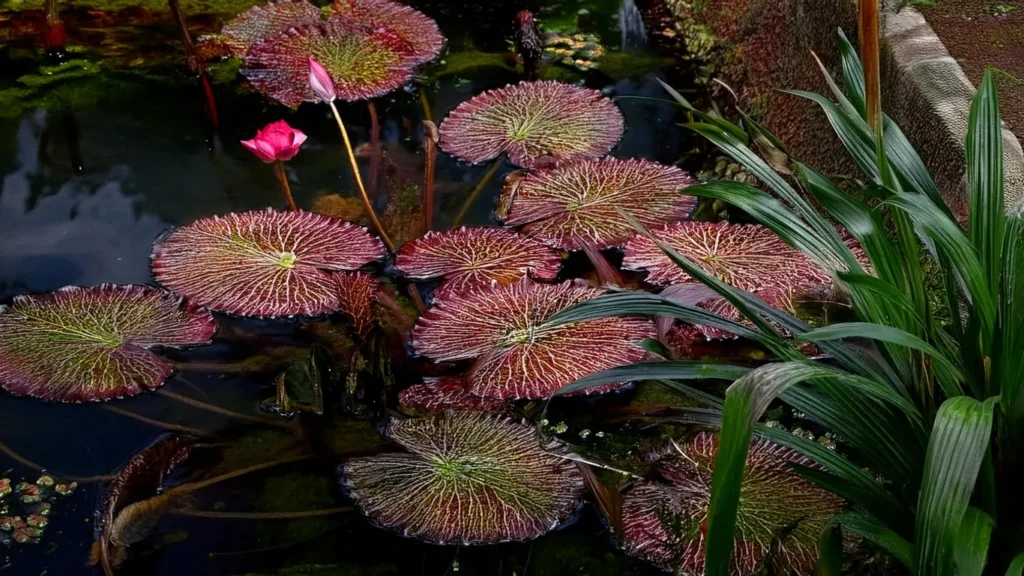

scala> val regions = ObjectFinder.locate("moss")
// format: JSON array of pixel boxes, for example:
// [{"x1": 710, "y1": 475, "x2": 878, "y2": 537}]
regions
[
  {"x1": 597, "y1": 52, "x2": 674, "y2": 80},
  {"x1": 429, "y1": 51, "x2": 516, "y2": 78}
]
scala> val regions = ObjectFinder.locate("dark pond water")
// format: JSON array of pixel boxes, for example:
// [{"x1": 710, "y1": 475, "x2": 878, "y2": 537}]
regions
[{"x1": 0, "y1": 0, "x2": 706, "y2": 573}]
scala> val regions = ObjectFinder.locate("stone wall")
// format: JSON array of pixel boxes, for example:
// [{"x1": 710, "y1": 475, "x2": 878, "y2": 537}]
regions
[{"x1": 678, "y1": 0, "x2": 1024, "y2": 217}]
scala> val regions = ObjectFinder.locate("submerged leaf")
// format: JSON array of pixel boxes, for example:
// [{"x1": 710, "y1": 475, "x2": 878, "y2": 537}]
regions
[
  {"x1": 397, "y1": 376, "x2": 506, "y2": 414},
  {"x1": 623, "y1": 221, "x2": 831, "y2": 290},
  {"x1": 412, "y1": 279, "x2": 655, "y2": 399},
  {"x1": 242, "y1": 1, "x2": 442, "y2": 107},
  {"x1": 341, "y1": 412, "x2": 584, "y2": 544},
  {"x1": 618, "y1": 433, "x2": 843, "y2": 575},
  {"x1": 334, "y1": 271, "x2": 380, "y2": 339},
  {"x1": 438, "y1": 81, "x2": 624, "y2": 169},
  {"x1": 151, "y1": 209, "x2": 386, "y2": 318},
  {"x1": 500, "y1": 158, "x2": 696, "y2": 250},
  {"x1": 395, "y1": 227, "x2": 561, "y2": 300},
  {"x1": 0, "y1": 285, "x2": 217, "y2": 403}
]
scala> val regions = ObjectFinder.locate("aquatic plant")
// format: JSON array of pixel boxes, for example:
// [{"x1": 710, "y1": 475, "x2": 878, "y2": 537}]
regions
[
  {"x1": 623, "y1": 221, "x2": 831, "y2": 290},
  {"x1": 0, "y1": 285, "x2": 216, "y2": 403},
  {"x1": 438, "y1": 81, "x2": 625, "y2": 169},
  {"x1": 0, "y1": 474, "x2": 76, "y2": 546},
  {"x1": 499, "y1": 157, "x2": 696, "y2": 250},
  {"x1": 151, "y1": 209, "x2": 386, "y2": 318},
  {"x1": 618, "y1": 433, "x2": 843, "y2": 575},
  {"x1": 333, "y1": 271, "x2": 379, "y2": 339},
  {"x1": 397, "y1": 377, "x2": 505, "y2": 414},
  {"x1": 412, "y1": 279, "x2": 654, "y2": 399},
  {"x1": 241, "y1": 0, "x2": 442, "y2": 107},
  {"x1": 552, "y1": 26, "x2": 1024, "y2": 575},
  {"x1": 395, "y1": 227, "x2": 561, "y2": 301},
  {"x1": 241, "y1": 120, "x2": 307, "y2": 211},
  {"x1": 341, "y1": 412, "x2": 584, "y2": 544}
]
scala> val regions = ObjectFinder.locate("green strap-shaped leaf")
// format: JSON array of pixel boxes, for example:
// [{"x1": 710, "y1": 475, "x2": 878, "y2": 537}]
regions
[
  {"x1": 967, "y1": 70, "x2": 1005, "y2": 299},
  {"x1": 816, "y1": 521, "x2": 843, "y2": 576},
  {"x1": 836, "y1": 28, "x2": 866, "y2": 117},
  {"x1": 953, "y1": 507, "x2": 994, "y2": 576},
  {"x1": 1005, "y1": 553, "x2": 1024, "y2": 576},
  {"x1": 837, "y1": 511, "x2": 914, "y2": 568},
  {"x1": 999, "y1": 215, "x2": 1024, "y2": 447},
  {"x1": 551, "y1": 362, "x2": 748, "y2": 398},
  {"x1": 913, "y1": 396, "x2": 997, "y2": 576}
]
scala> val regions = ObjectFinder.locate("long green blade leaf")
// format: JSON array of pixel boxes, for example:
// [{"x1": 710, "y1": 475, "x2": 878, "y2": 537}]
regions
[
  {"x1": 816, "y1": 521, "x2": 843, "y2": 576},
  {"x1": 837, "y1": 511, "x2": 913, "y2": 568},
  {"x1": 552, "y1": 362, "x2": 748, "y2": 397},
  {"x1": 953, "y1": 507, "x2": 994, "y2": 576},
  {"x1": 913, "y1": 396, "x2": 997, "y2": 576},
  {"x1": 967, "y1": 70, "x2": 1005, "y2": 299}
]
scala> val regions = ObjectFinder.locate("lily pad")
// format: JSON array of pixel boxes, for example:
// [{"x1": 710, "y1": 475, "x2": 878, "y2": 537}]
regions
[
  {"x1": 412, "y1": 279, "x2": 655, "y2": 399},
  {"x1": 499, "y1": 158, "x2": 696, "y2": 250},
  {"x1": 618, "y1": 432, "x2": 843, "y2": 575},
  {"x1": 438, "y1": 81, "x2": 625, "y2": 169},
  {"x1": 151, "y1": 209, "x2": 386, "y2": 318},
  {"x1": 242, "y1": 1, "x2": 442, "y2": 107},
  {"x1": 341, "y1": 412, "x2": 584, "y2": 544},
  {"x1": 622, "y1": 221, "x2": 831, "y2": 289},
  {"x1": 395, "y1": 227, "x2": 562, "y2": 301},
  {"x1": 333, "y1": 271, "x2": 380, "y2": 339},
  {"x1": 398, "y1": 377, "x2": 506, "y2": 414},
  {"x1": 217, "y1": 0, "x2": 322, "y2": 57},
  {"x1": 0, "y1": 285, "x2": 217, "y2": 403}
]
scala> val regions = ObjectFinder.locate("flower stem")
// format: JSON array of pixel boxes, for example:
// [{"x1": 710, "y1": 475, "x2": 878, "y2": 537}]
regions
[
  {"x1": 422, "y1": 121, "x2": 438, "y2": 231},
  {"x1": 274, "y1": 160, "x2": 298, "y2": 211},
  {"x1": 452, "y1": 160, "x2": 501, "y2": 228},
  {"x1": 367, "y1": 101, "x2": 381, "y2": 198},
  {"x1": 328, "y1": 101, "x2": 396, "y2": 252}
]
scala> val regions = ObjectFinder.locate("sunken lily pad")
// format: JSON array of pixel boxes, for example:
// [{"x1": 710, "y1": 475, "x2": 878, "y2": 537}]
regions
[
  {"x1": 242, "y1": 1, "x2": 443, "y2": 107},
  {"x1": 438, "y1": 81, "x2": 625, "y2": 169},
  {"x1": 499, "y1": 158, "x2": 697, "y2": 250},
  {"x1": 151, "y1": 209, "x2": 386, "y2": 319},
  {"x1": 412, "y1": 279, "x2": 655, "y2": 399},
  {"x1": 0, "y1": 285, "x2": 216, "y2": 403},
  {"x1": 623, "y1": 221, "x2": 831, "y2": 290},
  {"x1": 619, "y1": 432, "x2": 843, "y2": 575},
  {"x1": 341, "y1": 412, "x2": 584, "y2": 544},
  {"x1": 398, "y1": 377, "x2": 506, "y2": 414},
  {"x1": 395, "y1": 227, "x2": 562, "y2": 301},
  {"x1": 333, "y1": 271, "x2": 380, "y2": 339}
]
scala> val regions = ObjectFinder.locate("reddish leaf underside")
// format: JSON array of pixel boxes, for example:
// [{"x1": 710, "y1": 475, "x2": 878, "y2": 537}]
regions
[
  {"x1": 398, "y1": 377, "x2": 506, "y2": 413},
  {"x1": 395, "y1": 227, "x2": 562, "y2": 301},
  {"x1": 500, "y1": 158, "x2": 697, "y2": 250},
  {"x1": 0, "y1": 285, "x2": 217, "y2": 403},
  {"x1": 341, "y1": 412, "x2": 584, "y2": 544},
  {"x1": 412, "y1": 279, "x2": 655, "y2": 399},
  {"x1": 438, "y1": 81, "x2": 625, "y2": 169},
  {"x1": 218, "y1": 0, "x2": 322, "y2": 57},
  {"x1": 328, "y1": 0, "x2": 443, "y2": 65},
  {"x1": 151, "y1": 208, "x2": 386, "y2": 318},
  {"x1": 622, "y1": 221, "x2": 832, "y2": 290},
  {"x1": 619, "y1": 433, "x2": 843, "y2": 575},
  {"x1": 333, "y1": 271, "x2": 380, "y2": 339}
]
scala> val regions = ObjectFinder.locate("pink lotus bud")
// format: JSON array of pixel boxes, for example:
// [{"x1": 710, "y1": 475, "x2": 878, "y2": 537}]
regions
[
  {"x1": 308, "y1": 58, "x2": 336, "y2": 103},
  {"x1": 240, "y1": 120, "x2": 307, "y2": 163}
]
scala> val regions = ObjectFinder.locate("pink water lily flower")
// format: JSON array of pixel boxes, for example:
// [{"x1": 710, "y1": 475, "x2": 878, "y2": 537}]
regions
[{"x1": 241, "y1": 120, "x2": 307, "y2": 163}]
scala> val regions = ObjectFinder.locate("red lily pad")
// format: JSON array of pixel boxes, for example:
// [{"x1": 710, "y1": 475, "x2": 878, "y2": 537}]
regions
[
  {"x1": 395, "y1": 227, "x2": 562, "y2": 301},
  {"x1": 151, "y1": 209, "x2": 386, "y2": 318},
  {"x1": 438, "y1": 81, "x2": 625, "y2": 169},
  {"x1": 619, "y1": 432, "x2": 843, "y2": 575},
  {"x1": 499, "y1": 158, "x2": 697, "y2": 250},
  {"x1": 242, "y1": 2, "x2": 442, "y2": 107},
  {"x1": 623, "y1": 221, "x2": 832, "y2": 289},
  {"x1": 0, "y1": 285, "x2": 216, "y2": 403},
  {"x1": 218, "y1": 0, "x2": 322, "y2": 57},
  {"x1": 333, "y1": 271, "x2": 380, "y2": 339},
  {"x1": 412, "y1": 279, "x2": 655, "y2": 399},
  {"x1": 398, "y1": 377, "x2": 506, "y2": 414},
  {"x1": 341, "y1": 412, "x2": 584, "y2": 544}
]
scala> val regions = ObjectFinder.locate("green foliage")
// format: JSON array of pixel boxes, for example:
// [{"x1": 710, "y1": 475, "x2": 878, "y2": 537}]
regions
[{"x1": 555, "y1": 30, "x2": 1024, "y2": 576}]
